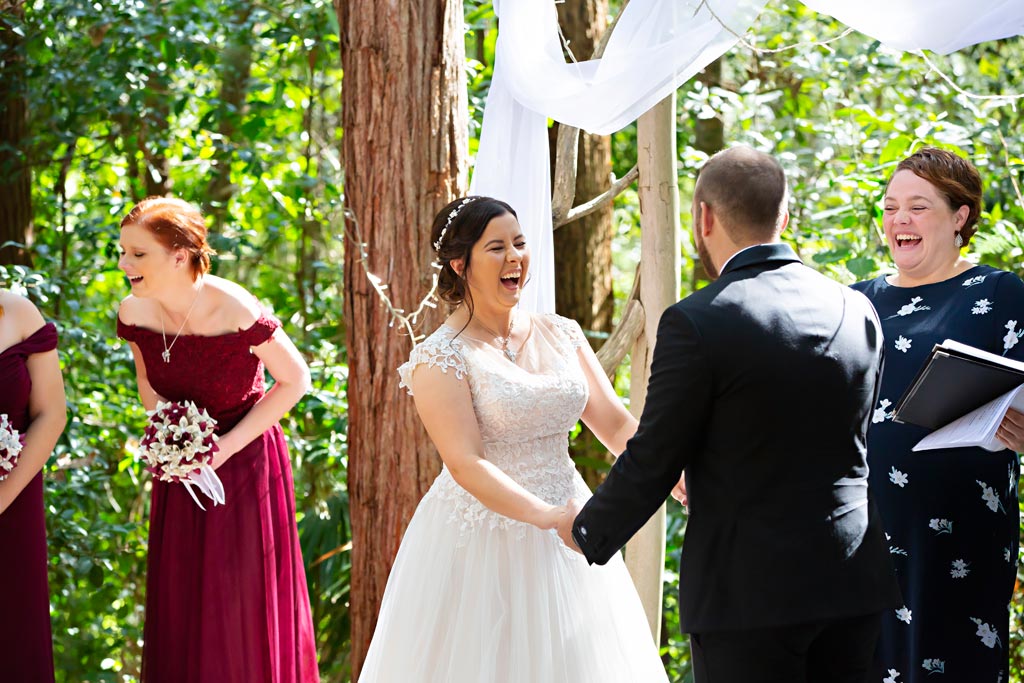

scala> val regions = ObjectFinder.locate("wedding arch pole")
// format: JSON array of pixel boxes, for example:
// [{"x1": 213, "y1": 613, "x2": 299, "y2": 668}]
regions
[
  {"x1": 338, "y1": 0, "x2": 468, "y2": 673},
  {"x1": 624, "y1": 92, "x2": 680, "y2": 639}
]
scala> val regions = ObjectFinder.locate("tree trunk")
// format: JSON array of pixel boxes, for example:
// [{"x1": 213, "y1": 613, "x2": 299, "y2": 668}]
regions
[
  {"x1": 339, "y1": 1, "x2": 467, "y2": 674},
  {"x1": 626, "y1": 93, "x2": 679, "y2": 641},
  {"x1": 551, "y1": 0, "x2": 614, "y2": 488},
  {"x1": 207, "y1": 6, "x2": 254, "y2": 228},
  {"x1": 0, "y1": 0, "x2": 33, "y2": 266}
]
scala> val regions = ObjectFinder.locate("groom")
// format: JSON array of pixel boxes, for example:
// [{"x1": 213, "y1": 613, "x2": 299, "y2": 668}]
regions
[{"x1": 557, "y1": 147, "x2": 900, "y2": 682}]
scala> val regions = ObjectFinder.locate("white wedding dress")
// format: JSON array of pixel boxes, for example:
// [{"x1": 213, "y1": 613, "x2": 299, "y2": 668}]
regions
[{"x1": 358, "y1": 313, "x2": 668, "y2": 682}]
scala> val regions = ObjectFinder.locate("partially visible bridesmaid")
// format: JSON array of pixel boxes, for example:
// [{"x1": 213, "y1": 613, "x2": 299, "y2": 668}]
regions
[
  {"x1": 116, "y1": 196, "x2": 319, "y2": 683},
  {"x1": 0, "y1": 290, "x2": 67, "y2": 683}
]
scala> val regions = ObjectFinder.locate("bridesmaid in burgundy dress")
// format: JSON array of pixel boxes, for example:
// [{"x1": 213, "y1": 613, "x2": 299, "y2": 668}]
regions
[
  {"x1": 0, "y1": 291, "x2": 67, "y2": 683},
  {"x1": 115, "y1": 197, "x2": 319, "y2": 683}
]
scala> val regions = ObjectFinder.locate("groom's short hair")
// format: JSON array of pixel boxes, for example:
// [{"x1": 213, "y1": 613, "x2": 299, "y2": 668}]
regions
[{"x1": 694, "y1": 146, "x2": 788, "y2": 243}]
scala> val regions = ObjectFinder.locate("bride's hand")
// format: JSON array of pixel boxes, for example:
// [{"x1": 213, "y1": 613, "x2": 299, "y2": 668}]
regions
[
  {"x1": 534, "y1": 504, "x2": 565, "y2": 530},
  {"x1": 671, "y1": 473, "x2": 687, "y2": 507}
]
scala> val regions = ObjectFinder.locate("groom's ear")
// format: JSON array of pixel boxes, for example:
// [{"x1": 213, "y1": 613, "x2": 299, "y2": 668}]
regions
[{"x1": 698, "y1": 201, "x2": 714, "y2": 237}]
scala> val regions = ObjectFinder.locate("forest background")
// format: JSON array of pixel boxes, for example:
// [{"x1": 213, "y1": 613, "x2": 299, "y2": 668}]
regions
[{"x1": 1, "y1": 0, "x2": 1023, "y2": 681}]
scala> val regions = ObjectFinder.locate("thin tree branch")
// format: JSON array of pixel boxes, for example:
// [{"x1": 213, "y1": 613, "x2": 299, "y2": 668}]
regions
[
  {"x1": 555, "y1": 164, "x2": 639, "y2": 229},
  {"x1": 596, "y1": 267, "x2": 644, "y2": 377}
]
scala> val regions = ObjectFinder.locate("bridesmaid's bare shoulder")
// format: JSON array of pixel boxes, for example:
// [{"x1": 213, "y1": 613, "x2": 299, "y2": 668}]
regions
[
  {"x1": 0, "y1": 290, "x2": 46, "y2": 337},
  {"x1": 201, "y1": 276, "x2": 263, "y2": 332},
  {"x1": 117, "y1": 294, "x2": 149, "y2": 327}
]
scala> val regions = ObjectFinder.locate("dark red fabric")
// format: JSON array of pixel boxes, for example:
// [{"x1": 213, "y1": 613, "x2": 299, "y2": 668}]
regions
[
  {"x1": 0, "y1": 322, "x2": 58, "y2": 683},
  {"x1": 117, "y1": 314, "x2": 319, "y2": 683}
]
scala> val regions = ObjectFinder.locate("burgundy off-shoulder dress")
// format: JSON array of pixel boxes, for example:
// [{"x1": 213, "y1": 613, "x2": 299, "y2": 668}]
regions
[
  {"x1": 118, "y1": 313, "x2": 319, "y2": 683},
  {"x1": 0, "y1": 322, "x2": 58, "y2": 683}
]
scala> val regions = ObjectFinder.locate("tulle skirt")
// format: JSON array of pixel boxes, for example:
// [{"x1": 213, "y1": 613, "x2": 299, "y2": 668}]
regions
[{"x1": 359, "y1": 484, "x2": 669, "y2": 682}]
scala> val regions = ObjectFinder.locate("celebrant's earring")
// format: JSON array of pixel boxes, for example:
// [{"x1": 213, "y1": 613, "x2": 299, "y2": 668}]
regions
[{"x1": 954, "y1": 232, "x2": 964, "y2": 249}]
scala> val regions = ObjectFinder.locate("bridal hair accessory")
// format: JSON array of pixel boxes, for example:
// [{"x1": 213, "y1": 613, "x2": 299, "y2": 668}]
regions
[
  {"x1": 138, "y1": 400, "x2": 226, "y2": 510},
  {"x1": 160, "y1": 278, "x2": 204, "y2": 363},
  {"x1": 954, "y1": 232, "x2": 964, "y2": 248},
  {"x1": 433, "y1": 197, "x2": 478, "y2": 253},
  {"x1": 0, "y1": 414, "x2": 24, "y2": 481}
]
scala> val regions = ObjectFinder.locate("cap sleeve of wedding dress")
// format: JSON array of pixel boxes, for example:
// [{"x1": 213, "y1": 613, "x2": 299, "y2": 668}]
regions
[
  {"x1": 540, "y1": 313, "x2": 587, "y2": 350},
  {"x1": 397, "y1": 326, "x2": 467, "y2": 395}
]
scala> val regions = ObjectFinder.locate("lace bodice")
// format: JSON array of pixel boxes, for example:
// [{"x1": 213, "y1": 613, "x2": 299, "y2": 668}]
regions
[{"x1": 398, "y1": 313, "x2": 592, "y2": 539}]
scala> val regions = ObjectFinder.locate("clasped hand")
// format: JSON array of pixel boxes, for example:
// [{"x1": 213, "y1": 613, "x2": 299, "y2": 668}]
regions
[{"x1": 550, "y1": 499, "x2": 584, "y2": 554}]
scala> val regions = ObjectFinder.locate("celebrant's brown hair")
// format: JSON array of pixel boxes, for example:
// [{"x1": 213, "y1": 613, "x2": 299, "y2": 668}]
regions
[
  {"x1": 121, "y1": 197, "x2": 216, "y2": 280},
  {"x1": 889, "y1": 147, "x2": 983, "y2": 245}
]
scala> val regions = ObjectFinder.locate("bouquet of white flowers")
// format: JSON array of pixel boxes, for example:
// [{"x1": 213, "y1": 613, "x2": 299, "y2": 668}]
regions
[
  {"x1": 0, "y1": 413, "x2": 23, "y2": 482},
  {"x1": 139, "y1": 400, "x2": 226, "y2": 510}
]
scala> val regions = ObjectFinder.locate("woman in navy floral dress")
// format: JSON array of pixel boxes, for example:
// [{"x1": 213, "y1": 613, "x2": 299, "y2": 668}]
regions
[{"x1": 853, "y1": 148, "x2": 1024, "y2": 683}]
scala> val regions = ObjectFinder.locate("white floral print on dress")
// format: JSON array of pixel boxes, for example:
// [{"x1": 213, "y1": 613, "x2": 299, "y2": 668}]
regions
[
  {"x1": 977, "y1": 480, "x2": 1005, "y2": 513},
  {"x1": 896, "y1": 606, "x2": 912, "y2": 624},
  {"x1": 972, "y1": 298, "x2": 992, "y2": 315},
  {"x1": 970, "y1": 618, "x2": 1001, "y2": 648},
  {"x1": 921, "y1": 659, "x2": 945, "y2": 674},
  {"x1": 962, "y1": 275, "x2": 987, "y2": 287},
  {"x1": 894, "y1": 336, "x2": 912, "y2": 353},
  {"x1": 889, "y1": 466, "x2": 909, "y2": 488},
  {"x1": 1005, "y1": 320, "x2": 1022, "y2": 355},
  {"x1": 888, "y1": 296, "x2": 932, "y2": 319},
  {"x1": 874, "y1": 398, "x2": 894, "y2": 424},
  {"x1": 884, "y1": 669, "x2": 901, "y2": 683},
  {"x1": 1005, "y1": 546, "x2": 1014, "y2": 564},
  {"x1": 928, "y1": 518, "x2": 952, "y2": 535},
  {"x1": 950, "y1": 559, "x2": 970, "y2": 578},
  {"x1": 886, "y1": 533, "x2": 908, "y2": 557}
]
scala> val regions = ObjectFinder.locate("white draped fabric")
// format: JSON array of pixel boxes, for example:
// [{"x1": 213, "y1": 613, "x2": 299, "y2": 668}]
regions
[{"x1": 468, "y1": 0, "x2": 1024, "y2": 314}]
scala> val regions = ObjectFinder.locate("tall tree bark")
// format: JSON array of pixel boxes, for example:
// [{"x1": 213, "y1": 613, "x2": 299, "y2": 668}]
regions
[
  {"x1": 338, "y1": 1, "x2": 467, "y2": 674},
  {"x1": 0, "y1": 0, "x2": 33, "y2": 266},
  {"x1": 207, "y1": 4, "x2": 254, "y2": 229},
  {"x1": 551, "y1": 0, "x2": 614, "y2": 488}
]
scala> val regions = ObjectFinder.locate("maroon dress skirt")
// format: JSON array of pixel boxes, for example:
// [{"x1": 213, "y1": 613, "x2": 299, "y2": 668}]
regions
[
  {"x1": 0, "y1": 323, "x2": 58, "y2": 683},
  {"x1": 118, "y1": 314, "x2": 319, "y2": 683}
]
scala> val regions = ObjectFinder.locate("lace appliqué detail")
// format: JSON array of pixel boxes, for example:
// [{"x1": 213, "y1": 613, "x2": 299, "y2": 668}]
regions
[
  {"x1": 423, "y1": 435, "x2": 589, "y2": 547},
  {"x1": 397, "y1": 330, "x2": 467, "y2": 395},
  {"x1": 545, "y1": 313, "x2": 587, "y2": 350}
]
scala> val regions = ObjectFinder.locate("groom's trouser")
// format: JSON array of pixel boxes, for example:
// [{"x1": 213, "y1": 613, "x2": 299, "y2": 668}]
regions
[{"x1": 689, "y1": 611, "x2": 882, "y2": 683}]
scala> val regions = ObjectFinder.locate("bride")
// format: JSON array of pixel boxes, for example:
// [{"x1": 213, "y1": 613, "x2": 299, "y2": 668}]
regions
[{"x1": 358, "y1": 196, "x2": 668, "y2": 682}]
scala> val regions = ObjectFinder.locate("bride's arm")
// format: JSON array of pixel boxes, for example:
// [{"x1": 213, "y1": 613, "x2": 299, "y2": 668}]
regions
[
  {"x1": 577, "y1": 344, "x2": 638, "y2": 456},
  {"x1": 411, "y1": 364, "x2": 564, "y2": 530}
]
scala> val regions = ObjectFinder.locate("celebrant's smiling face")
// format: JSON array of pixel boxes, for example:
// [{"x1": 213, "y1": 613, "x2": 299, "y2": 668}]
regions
[
  {"x1": 883, "y1": 170, "x2": 968, "y2": 282},
  {"x1": 458, "y1": 212, "x2": 529, "y2": 309},
  {"x1": 118, "y1": 223, "x2": 186, "y2": 296}
]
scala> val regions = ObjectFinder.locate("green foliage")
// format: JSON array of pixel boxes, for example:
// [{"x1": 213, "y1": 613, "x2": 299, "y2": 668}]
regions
[
  {"x1": 7, "y1": 0, "x2": 1024, "y2": 679},
  {"x1": 6, "y1": 0, "x2": 348, "y2": 679}
]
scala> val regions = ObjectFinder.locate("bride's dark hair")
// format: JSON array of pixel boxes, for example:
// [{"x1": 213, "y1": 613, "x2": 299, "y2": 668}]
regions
[{"x1": 431, "y1": 196, "x2": 518, "y2": 307}]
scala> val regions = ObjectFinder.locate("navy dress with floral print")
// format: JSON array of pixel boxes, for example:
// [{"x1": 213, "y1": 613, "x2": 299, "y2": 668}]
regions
[{"x1": 853, "y1": 265, "x2": 1024, "y2": 683}]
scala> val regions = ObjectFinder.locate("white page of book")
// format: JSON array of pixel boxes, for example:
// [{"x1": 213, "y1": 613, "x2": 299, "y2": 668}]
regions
[{"x1": 913, "y1": 383, "x2": 1024, "y2": 452}]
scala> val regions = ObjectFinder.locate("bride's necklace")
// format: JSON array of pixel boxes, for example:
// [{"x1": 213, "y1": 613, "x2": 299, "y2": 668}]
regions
[
  {"x1": 159, "y1": 280, "x2": 204, "y2": 363},
  {"x1": 472, "y1": 312, "x2": 517, "y2": 362}
]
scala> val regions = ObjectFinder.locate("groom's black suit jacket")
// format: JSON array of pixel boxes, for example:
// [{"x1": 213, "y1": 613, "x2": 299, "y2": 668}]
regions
[{"x1": 573, "y1": 243, "x2": 901, "y2": 633}]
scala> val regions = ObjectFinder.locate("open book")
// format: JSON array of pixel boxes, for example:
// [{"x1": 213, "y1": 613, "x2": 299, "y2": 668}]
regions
[
  {"x1": 913, "y1": 384, "x2": 1024, "y2": 452},
  {"x1": 893, "y1": 339, "x2": 1024, "y2": 451}
]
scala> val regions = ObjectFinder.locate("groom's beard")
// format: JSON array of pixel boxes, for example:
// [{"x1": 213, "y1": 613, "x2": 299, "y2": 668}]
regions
[{"x1": 695, "y1": 232, "x2": 719, "y2": 281}]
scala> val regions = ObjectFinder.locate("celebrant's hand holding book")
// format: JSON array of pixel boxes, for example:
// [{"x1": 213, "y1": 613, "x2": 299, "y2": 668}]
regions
[{"x1": 894, "y1": 339, "x2": 1024, "y2": 452}]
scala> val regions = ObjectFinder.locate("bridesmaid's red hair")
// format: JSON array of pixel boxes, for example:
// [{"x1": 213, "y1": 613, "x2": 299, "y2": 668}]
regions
[{"x1": 121, "y1": 197, "x2": 216, "y2": 280}]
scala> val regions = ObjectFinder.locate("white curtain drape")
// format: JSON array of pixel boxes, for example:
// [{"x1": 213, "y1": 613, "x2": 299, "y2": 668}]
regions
[{"x1": 469, "y1": 0, "x2": 1024, "y2": 313}]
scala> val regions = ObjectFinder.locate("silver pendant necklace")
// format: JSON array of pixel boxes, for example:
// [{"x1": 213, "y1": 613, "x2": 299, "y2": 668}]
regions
[
  {"x1": 159, "y1": 280, "x2": 204, "y2": 363},
  {"x1": 474, "y1": 313, "x2": 517, "y2": 362}
]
